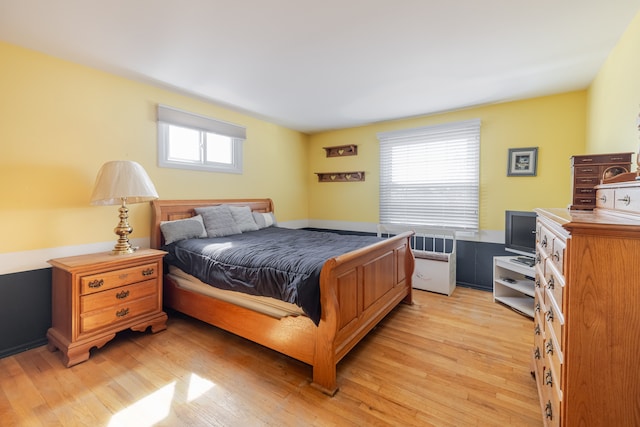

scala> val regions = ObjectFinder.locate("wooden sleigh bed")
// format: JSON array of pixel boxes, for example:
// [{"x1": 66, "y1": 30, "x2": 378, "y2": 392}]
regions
[{"x1": 151, "y1": 198, "x2": 414, "y2": 395}]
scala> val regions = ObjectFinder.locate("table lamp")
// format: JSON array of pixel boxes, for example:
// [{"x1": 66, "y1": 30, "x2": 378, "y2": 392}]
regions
[{"x1": 90, "y1": 161, "x2": 159, "y2": 255}]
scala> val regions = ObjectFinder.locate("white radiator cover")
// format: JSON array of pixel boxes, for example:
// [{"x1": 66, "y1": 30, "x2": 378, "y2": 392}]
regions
[{"x1": 413, "y1": 253, "x2": 456, "y2": 296}]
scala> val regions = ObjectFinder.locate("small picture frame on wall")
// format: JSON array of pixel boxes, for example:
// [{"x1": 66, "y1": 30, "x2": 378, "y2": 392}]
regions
[{"x1": 507, "y1": 147, "x2": 538, "y2": 176}]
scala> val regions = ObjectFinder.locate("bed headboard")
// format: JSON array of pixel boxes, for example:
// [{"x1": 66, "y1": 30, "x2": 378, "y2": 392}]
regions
[{"x1": 150, "y1": 198, "x2": 275, "y2": 249}]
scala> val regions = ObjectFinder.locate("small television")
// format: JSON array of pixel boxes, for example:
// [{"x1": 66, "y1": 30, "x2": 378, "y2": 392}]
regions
[{"x1": 505, "y1": 210, "x2": 537, "y2": 257}]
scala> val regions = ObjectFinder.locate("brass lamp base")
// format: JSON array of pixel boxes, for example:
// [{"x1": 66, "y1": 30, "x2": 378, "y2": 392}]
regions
[{"x1": 112, "y1": 201, "x2": 135, "y2": 255}]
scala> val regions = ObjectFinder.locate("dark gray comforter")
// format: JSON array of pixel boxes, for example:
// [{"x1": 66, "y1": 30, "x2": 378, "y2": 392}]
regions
[{"x1": 162, "y1": 227, "x2": 382, "y2": 325}]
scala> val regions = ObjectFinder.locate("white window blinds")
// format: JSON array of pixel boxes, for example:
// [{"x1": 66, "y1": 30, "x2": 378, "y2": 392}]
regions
[{"x1": 378, "y1": 119, "x2": 480, "y2": 231}]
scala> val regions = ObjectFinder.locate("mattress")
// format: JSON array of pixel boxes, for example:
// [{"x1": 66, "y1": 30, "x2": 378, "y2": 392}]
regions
[{"x1": 167, "y1": 265, "x2": 305, "y2": 319}]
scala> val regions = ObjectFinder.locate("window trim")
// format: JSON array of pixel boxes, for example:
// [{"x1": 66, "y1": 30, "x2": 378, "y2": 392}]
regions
[{"x1": 157, "y1": 105, "x2": 246, "y2": 174}]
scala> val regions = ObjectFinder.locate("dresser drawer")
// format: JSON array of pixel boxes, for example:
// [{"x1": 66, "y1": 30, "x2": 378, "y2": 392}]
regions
[
  {"x1": 613, "y1": 187, "x2": 640, "y2": 213},
  {"x1": 596, "y1": 188, "x2": 615, "y2": 209},
  {"x1": 573, "y1": 165, "x2": 599, "y2": 176},
  {"x1": 80, "y1": 262, "x2": 159, "y2": 295},
  {"x1": 549, "y1": 238, "x2": 565, "y2": 275},
  {"x1": 574, "y1": 176, "x2": 600, "y2": 187},
  {"x1": 573, "y1": 187, "x2": 595, "y2": 197},
  {"x1": 542, "y1": 376, "x2": 562, "y2": 427},
  {"x1": 80, "y1": 294, "x2": 159, "y2": 333},
  {"x1": 544, "y1": 261, "x2": 565, "y2": 312},
  {"x1": 544, "y1": 332, "x2": 563, "y2": 393},
  {"x1": 80, "y1": 279, "x2": 158, "y2": 313},
  {"x1": 533, "y1": 290, "x2": 546, "y2": 388},
  {"x1": 544, "y1": 287, "x2": 564, "y2": 351},
  {"x1": 571, "y1": 196, "x2": 595, "y2": 207},
  {"x1": 572, "y1": 153, "x2": 632, "y2": 166},
  {"x1": 538, "y1": 225, "x2": 554, "y2": 259}
]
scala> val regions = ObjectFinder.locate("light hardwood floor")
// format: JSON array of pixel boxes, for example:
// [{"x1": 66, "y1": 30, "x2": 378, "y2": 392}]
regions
[{"x1": 1, "y1": 287, "x2": 542, "y2": 426}]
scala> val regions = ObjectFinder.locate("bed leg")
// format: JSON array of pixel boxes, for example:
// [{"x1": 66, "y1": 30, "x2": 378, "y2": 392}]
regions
[{"x1": 310, "y1": 367, "x2": 339, "y2": 396}]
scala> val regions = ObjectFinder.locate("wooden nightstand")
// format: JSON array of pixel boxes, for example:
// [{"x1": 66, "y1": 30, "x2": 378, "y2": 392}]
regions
[{"x1": 47, "y1": 248, "x2": 167, "y2": 367}]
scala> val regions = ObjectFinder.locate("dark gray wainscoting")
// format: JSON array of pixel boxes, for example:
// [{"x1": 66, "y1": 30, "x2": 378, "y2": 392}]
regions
[
  {"x1": 0, "y1": 268, "x2": 51, "y2": 358},
  {"x1": 456, "y1": 240, "x2": 512, "y2": 291}
]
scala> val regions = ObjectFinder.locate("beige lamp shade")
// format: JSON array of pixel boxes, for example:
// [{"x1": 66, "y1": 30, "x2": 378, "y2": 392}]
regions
[
  {"x1": 90, "y1": 161, "x2": 158, "y2": 205},
  {"x1": 90, "y1": 160, "x2": 159, "y2": 255}
]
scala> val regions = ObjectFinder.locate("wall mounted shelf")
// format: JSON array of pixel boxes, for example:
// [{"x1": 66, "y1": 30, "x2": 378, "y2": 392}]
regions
[
  {"x1": 323, "y1": 145, "x2": 358, "y2": 157},
  {"x1": 315, "y1": 172, "x2": 365, "y2": 182}
]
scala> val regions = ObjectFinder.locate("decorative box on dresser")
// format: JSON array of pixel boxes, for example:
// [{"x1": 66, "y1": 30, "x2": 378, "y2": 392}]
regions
[
  {"x1": 47, "y1": 249, "x2": 167, "y2": 367},
  {"x1": 533, "y1": 181, "x2": 640, "y2": 426},
  {"x1": 570, "y1": 152, "x2": 632, "y2": 210}
]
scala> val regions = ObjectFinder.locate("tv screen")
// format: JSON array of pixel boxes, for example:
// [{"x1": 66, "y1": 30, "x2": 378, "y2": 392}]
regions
[{"x1": 505, "y1": 210, "x2": 537, "y2": 257}]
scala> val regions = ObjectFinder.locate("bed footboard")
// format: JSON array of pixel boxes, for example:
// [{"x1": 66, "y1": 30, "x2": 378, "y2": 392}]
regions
[{"x1": 312, "y1": 231, "x2": 414, "y2": 394}]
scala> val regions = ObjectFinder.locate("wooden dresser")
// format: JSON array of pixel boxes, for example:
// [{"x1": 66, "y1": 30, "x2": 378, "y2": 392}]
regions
[
  {"x1": 570, "y1": 152, "x2": 632, "y2": 210},
  {"x1": 47, "y1": 249, "x2": 167, "y2": 367},
  {"x1": 533, "y1": 182, "x2": 640, "y2": 426}
]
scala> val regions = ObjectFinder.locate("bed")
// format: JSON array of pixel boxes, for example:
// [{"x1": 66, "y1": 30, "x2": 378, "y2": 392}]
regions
[{"x1": 150, "y1": 198, "x2": 414, "y2": 395}]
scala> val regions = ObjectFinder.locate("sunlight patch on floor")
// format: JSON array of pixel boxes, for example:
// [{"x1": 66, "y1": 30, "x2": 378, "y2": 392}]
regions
[
  {"x1": 108, "y1": 382, "x2": 175, "y2": 427},
  {"x1": 187, "y1": 373, "x2": 215, "y2": 401},
  {"x1": 107, "y1": 374, "x2": 216, "y2": 426}
]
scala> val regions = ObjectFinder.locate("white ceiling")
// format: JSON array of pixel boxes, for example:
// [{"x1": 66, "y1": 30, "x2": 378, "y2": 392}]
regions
[{"x1": 1, "y1": 1, "x2": 639, "y2": 133}]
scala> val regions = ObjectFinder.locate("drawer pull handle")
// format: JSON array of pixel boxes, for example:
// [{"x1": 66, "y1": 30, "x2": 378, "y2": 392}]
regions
[
  {"x1": 581, "y1": 159, "x2": 593, "y2": 162},
  {"x1": 536, "y1": 254, "x2": 541, "y2": 264},
  {"x1": 116, "y1": 308, "x2": 130, "y2": 318},
  {"x1": 553, "y1": 251, "x2": 560, "y2": 262},
  {"x1": 541, "y1": 236, "x2": 547, "y2": 248},
  {"x1": 582, "y1": 168, "x2": 594, "y2": 172},
  {"x1": 142, "y1": 268, "x2": 155, "y2": 276},
  {"x1": 116, "y1": 290, "x2": 130, "y2": 300},
  {"x1": 599, "y1": 195, "x2": 607, "y2": 203},
  {"x1": 548, "y1": 277, "x2": 555, "y2": 289},
  {"x1": 535, "y1": 303, "x2": 541, "y2": 313},
  {"x1": 545, "y1": 370, "x2": 553, "y2": 387},
  {"x1": 546, "y1": 308, "x2": 554, "y2": 323},
  {"x1": 534, "y1": 324, "x2": 541, "y2": 335},
  {"x1": 88, "y1": 279, "x2": 104, "y2": 289},
  {"x1": 545, "y1": 340, "x2": 554, "y2": 355},
  {"x1": 535, "y1": 279, "x2": 541, "y2": 288},
  {"x1": 611, "y1": 157, "x2": 624, "y2": 160},
  {"x1": 534, "y1": 347, "x2": 541, "y2": 360},
  {"x1": 617, "y1": 195, "x2": 631, "y2": 206},
  {"x1": 545, "y1": 401, "x2": 553, "y2": 420}
]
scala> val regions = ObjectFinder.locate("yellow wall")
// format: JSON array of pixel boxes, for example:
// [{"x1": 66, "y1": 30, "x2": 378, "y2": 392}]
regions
[
  {"x1": 0, "y1": 42, "x2": 309, "y2": 254},
  {"x1": 587, "y1": 11, "x2": 640, "y2": 156},
  {"x1": 3, "y1": 32, "x2": 613, "y2": 256},
  {"x1": 308, "y1": 92, "x2": 587, "y2": 231}
]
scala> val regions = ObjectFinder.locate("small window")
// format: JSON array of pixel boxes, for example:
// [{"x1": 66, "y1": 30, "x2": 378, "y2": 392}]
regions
[{"x1": 157, "y1": 105, "x2": 246, "y2": 174}]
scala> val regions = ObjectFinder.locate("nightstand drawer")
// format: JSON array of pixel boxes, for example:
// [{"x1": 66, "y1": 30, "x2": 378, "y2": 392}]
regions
[
  {"x1": 80, "y1": 262, "x2": 159, "y2": 295},
  {"x1": 80, "y1": 279, "x2": 158, "y2": 313},
  {"x1": 80, "y1": 294, "x2": 159, "y2": 333}
]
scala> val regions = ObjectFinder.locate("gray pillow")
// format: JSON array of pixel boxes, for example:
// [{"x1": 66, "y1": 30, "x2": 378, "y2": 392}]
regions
[
  {"x1": 229, "y1": 205, "x2": 259, "y2": 232},
  {"x1": 252, "y1": 212, "x2": 277, "y2": 229},
  {"x1": 160, "y1": 214, "x2": 207, "y2": 244},
  {"x1": 195, "y1": 205, "x2": 242, "y2": 237}
]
